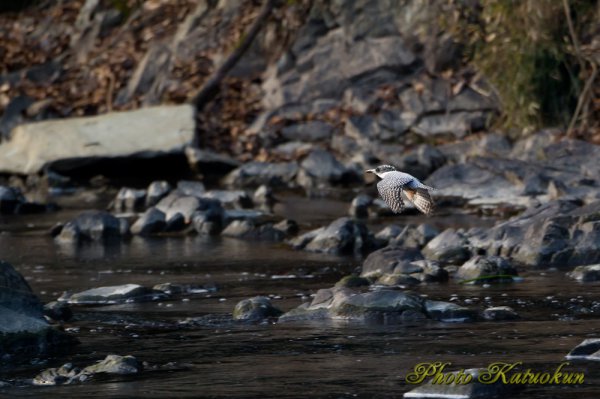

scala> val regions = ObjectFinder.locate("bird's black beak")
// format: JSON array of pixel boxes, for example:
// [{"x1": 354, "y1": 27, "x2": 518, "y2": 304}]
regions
[{"x1": 365, "y1": 169, "x2": 375, "y2": 174}]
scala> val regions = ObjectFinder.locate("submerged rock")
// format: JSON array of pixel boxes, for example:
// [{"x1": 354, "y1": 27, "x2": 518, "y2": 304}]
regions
[
  {"x1": 233, "y1": 296, "x2": 283, "y2": 322},
  {"x1": 482, "y1": 306, "x2": 519, "y2": 321},
  {"x1": 59, "y1": 284, "x2": 163, "y2": 305}
]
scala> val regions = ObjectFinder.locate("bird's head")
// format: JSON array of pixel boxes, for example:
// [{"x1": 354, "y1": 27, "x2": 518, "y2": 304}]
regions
[{"x1": 365, "y1": 164, "x2": 397, "y2": 179}]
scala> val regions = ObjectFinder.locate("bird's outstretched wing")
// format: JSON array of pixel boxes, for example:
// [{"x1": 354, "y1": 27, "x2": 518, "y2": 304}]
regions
[
  {"x1": 407, "y1": 188, "x2": 434, "y2": 215},
  {"x1": 377, "y1": 179, "x2": 405, "y2": 213}
]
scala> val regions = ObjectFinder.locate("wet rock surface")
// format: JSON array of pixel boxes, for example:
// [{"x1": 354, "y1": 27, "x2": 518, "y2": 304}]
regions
[
  {"x1": 59, "y1": 284, "x2": 164, "y2": 305},
  {"x1": 55, "y1": 211, "x2": 126, "y2": 243},
  {"x1": 456, "y1": 256, "x2": 518, "y2": 284},
  {"x1": 233, "y1": 296, "x2": 283, "y2": 322},
  {"x1": 291, "y1": 217, "x2": 377, "y2": 255}
]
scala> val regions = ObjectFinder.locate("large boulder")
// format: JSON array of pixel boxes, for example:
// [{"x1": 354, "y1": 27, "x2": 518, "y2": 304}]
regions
[
  {"x1": 0, "y1": 105, "x2": 194, "y2": 175},
  {"x1": 422, "y1": 228, "x2": 472, "y2": 264},
  {"x1": 468, "y1": 199, "x2": 600, "y2": 267},
  {"x1": 0, "y1": 261, "x2": 74, "y2": 358}
]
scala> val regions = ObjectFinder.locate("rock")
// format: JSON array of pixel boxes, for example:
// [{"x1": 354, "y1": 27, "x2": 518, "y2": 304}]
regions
[
  {"x1": 33, "y1": 355, "x2": 142, "y2": 386},
  {"x1": 409, "y1": 259, "x2": 449, "y2": 283},
  {"x1": 403, "y1": 368, "x2": 519, "y2": 399},
  {"x1": 273, "y1": 219, "x2": 299, "y2": 236},
  {"x1": 156, "y1": 192, "x2": 220, "y2": 222},
  {"x1": 375, "y1": 224, "x2": 405, "y2": 242},
  {"x1": 424, "y1": 300, "x2": 476, "y2": 322},
  {"x1": 202, "y1": 190, "x2": 253, "y2": 209},
  {"x1": 253, "y1": 184, "x2": 276, "y2": 210},
  {"x1": 113, "y1": 187, "x2": 146, "y2": 212},
  {"x1": 192, "y1": 207, "x2": 225, "y2": 235},
  {"x1": 43, "y1": 301, "x2": 73, "y2": 322},
  {"x1": 389, "y1": 144, "x2": 446, "y2": 181},
  {"x1": 297, "y1": 149, "x2": 360, "y2": 190},
  {"x1": 221, "y1": 220, "x2": 285, "y2": 241},
  {"x1": 482, "y1": 306, "x2": 519, "y2": 321},
  {"x1": 280, "y1": 121, "x2": 334, "y2": 142},
  {"x1": 0, "y1": 105, "x2": 194, "y2": 175},
  {"x1": 567, "y1": 265, "x2": 600, "y2": 282},
  {"x1": 82, "y1": 354, "x2": 142, "y2": 375},
  {"x1": 361, "y1": 246, "x2": 424, "y2": 278},
  {"x1": 55, "y1": 211, "x2": 124, "y2": 243},
  {"x1": 164, "y1": 212, "x2": 187, "y2": 232},
  {"x1": 422, "y1": 228, "x2": 471, "y2": 264},
  {"x1": 0, "y1": 185, "x2": 25, "y2": 214},
  {"x1": 131, "y1": 207, "x2": 166, "y2": 235},
  {"x1": 0, "y1": 261, "x2": 74, "y2": 358},
  {"x1": 390, "y1": 224, "x2": 440, "y2": 249},
  {"x1": 185, "y1": 147, "x2": 241, "y2": 175},
  {"x1": 223, "y1": 161, "x2": 299, "y2": 189},
  {"x1": 152, "y1": 282, "x2": 215, "y2": 295},
  {"x1": 175, "y1": 180, "x2": 206, "y2": 197},
  {"x1": 335, "y1": 275, "x2": 371, "y2": 288},
  {"x1": 233, "y1": 296, "x2": 283, "y2": 321},
  {"x1": 456, "y1": 256, "x2": 518, "y2": 284},
  {"x1": 468, "y1": 199, "x2": 600, "y2": 267},
  {"x1": 145, "y1": 180, "x2": 172, "y2": 207},
  {"x1": 348, "y1": 194, "x2": 373, "y2": 218},
  {"x1": 566, "y1": 338, "x2": 600, "y2": 360},
  {"x1": 59, "y1": 284, "x2": 162, "y2": 305},
  {"x1": 376, "y1": 274, "x2": 421, "y2": 286},
  {"x1": 295, "y1": 217, "x2": 376, "y2": 255}
]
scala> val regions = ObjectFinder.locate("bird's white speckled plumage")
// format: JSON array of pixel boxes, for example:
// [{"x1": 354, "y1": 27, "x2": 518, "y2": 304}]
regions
[{"x1": 367, "y1": 165, "x2": 435, "y2": 215}]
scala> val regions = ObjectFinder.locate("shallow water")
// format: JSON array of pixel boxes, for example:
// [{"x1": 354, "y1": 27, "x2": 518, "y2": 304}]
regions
[{"x1": 1, "y1": 197, "x2": 600, "y2": 398}]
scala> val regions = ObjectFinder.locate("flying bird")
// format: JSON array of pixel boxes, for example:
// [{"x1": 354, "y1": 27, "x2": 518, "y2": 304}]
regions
[{"x1": 366, "y1": 165, "x2": 435, "y2": 215}]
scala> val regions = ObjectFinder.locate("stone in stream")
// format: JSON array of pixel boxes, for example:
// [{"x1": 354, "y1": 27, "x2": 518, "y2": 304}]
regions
[
  {"x1": 456, "y1": 256, "x2": 518, "y2": 284},
  {"x1": 113, "y1": 187, "x2": 146, "y2": 212},
  {"x1": 348, "y1": 194, "x2": 373, "y2": 218},
  {"x1": 422, "y1": 228, "x2": 472, "y2": 264},
  {"x1": 403, "y1": 368, "x2": 520, "y2": 399},
  {"x1": 155, "y1": 192, "x2": 221, "y2": 223},
  {"x1": 253, "y1": 184, "x2": 276, "y2": 211},
  {"x1": 334, "y1": 275, "x2": 371, "y2": 288},
  {"x1": 482, "y1": 306, "x2": 519, "y2": 321},
  {"x1": 0, "y1": 185, "x2": 25, "y2": 214},
  {"x1": 175, "y1": 180, "x2": 206, "y2": 197},
  {"x1": 164, "y1": 212, "x2": 187, "y2": 233},
  {"x1": 221, "y1": 220, "x2": 286, "y2": 242},
  {"x1": 146, "y1": 180, "x2": 172, "y2": 207},
  {"x1": 59, "y1": 284, "x2": 164, "y2": 305},
  {"x1": 233, "y1": 296, "x2": 283, "y2": 322},
  {"x1": 566, "y1": 338, "x2": 600, "y2": 360},
  {"x1": 223, "y1": 161, "x2": 299, "y2": 189},
  {"x1": 55, "y1": 211, "x2": 125, "y2": 243},
  {"x1": 291, "y1": 217, "x2": 377, "y2": 255},
  {"x1": 130, "y1": 207, "x2": 166, "y2": 236},
  {"x1": 33, "y1": 355, "x2": 142, "y2": 386},
  {"x1": 360, "y1": 246, "x2": 424, "y2": 279},
  {"x1": 0, "y1": 261, "x2": 75, "y2": 358},
  {"x1": 566, "y1": 264, "x2": 600, "y2": 282},
  {"x1": 192, "y1": 207, "x2": 225, "y2": 235},
  {"x1": 201, "y1": 190, "x2": 253, "y2": 209},
  {"x1": 280, "y1": 287, "x2": 475, "y2": 323},
  {"x1": 43, "y1": 301, "x2": 73, "y2": 322}
]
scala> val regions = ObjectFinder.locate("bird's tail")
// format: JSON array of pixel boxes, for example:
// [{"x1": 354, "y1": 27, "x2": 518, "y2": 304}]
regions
[{"x1": 413, "y1": 188, "x2": 434, "y2": 215}]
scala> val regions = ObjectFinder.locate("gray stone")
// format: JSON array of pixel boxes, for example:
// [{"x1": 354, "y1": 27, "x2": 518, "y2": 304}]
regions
[
  {"x1": 156, "y1": 193, "x2": 219, "y2": 223},
  {"x1": 60, "y1": 284, "x2": 161, "y2": 305},
  {"x1": 233, "y1": 296, "x2": 283, "y2": 321},
  {"x1": 114, "y1": 187, "x2": 146, "y2": 212},
  {"x1": 253, "y1": 184, "x2": 276, "y2": 210},
  {"x1": 192, "y1": 208, "x2": 225, "y2": 235},
  {"x1": 0, "y1": 105, "x2": 194, "y2": 174},
  {"x1": 202, "y1": 190, "x2": 253, "y2": 209},
  {"x1": 130, "y1": 207, "x2": 166, "y2": 235},
  {"x1": 422, "y1": 228, "x2": 471, "y2": 264},
  {"x1": 361, "y1": 246, "x2": 424, "y2": 278},
  {"x1": 221, "y1": 220, "x2": 285, "y2": 241},
  {"x1": 389, "y1": 144, "x2": 446, "y2": 181},
  {"x1": 482, "y1": 306, "x2": 519, "y2": 321},
  {"x1": 567, "y1": 265, "x2": 600, "y2": 282},
  {"x1": 335, "y1": 275, "x2": 371, "y2": 288},
  {"x1": 375, "y1": 224, "x2": 404, "y2": 242},
  {"x1": 185, "y1": 147, "x2": 240, "y2": 175},
  {"x1": 456, "y1": 256, "x2": 518, "y2": 284},
  {"x1": 297, "y1": 149, "x2": 360, "y2": 190},
  {"x1": 0, "y1": 261, "x2": 74, "y2": 358},
  {"x1": 281, "y1": 121, "x2": 334, "y2": 142},
  {"x1": 43, "y1": 301, "x2": 73, "y2": 322},
  {"x1": 164, "y1": 212, "x2": 187, "y2": 232},
  {"x1": 55, "y1": 211, "x2": 124, "y2": 243},
  {"x1": 390, "y1": 223, "x2": 440, "y2": 249},
  {"x1": 176, "y1": 180, "x2": 206, "y2": 197},
  {"x1": 223, "y1": 161, "x2": 299, "y2": 189},
  {"x1": 298, "y1": 217, "x2": 376, "y2": 255},
  {"x1": 145, "y1": 180, "x2": 172, "y2": 207},
  {"x1": 566, "y1": 338, "x2": 600, "y2": 360},
  {"x1": 0, "y1": 185, "x2": 25, "y2": 214},
  {"x1": 348, "y1": 194, "x2": 373, "y2": 218},
  {"x1": 424, "y1": 300, "x2": 476, "y2": 322}
]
